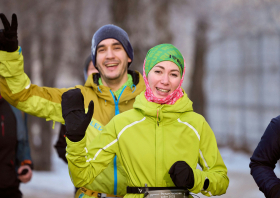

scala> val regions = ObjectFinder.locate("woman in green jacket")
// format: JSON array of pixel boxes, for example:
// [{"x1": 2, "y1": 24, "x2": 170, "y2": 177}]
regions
[{"x1": 63, "y1": 44, "x2": 229, "y2": 198}]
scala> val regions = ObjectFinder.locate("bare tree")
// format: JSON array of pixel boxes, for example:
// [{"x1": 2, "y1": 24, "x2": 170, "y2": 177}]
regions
[
  {"x1": 23, "y1": 1, "x2": 65, "y2": 170},
  {"x1": 189, "y1": 18, "x2": 208, "y2": 117},
  {"x1": 0, "y1": 1, "x2": 112, "y2": 170},
  {"x1": 1, "y1": 0, "x2": 52, "y2": 170},
  {"x1": 110, "y1": 0, "x2": 173, "y2": 72}
]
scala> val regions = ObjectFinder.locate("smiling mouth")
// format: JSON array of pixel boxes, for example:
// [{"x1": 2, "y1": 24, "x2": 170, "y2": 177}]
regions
[
  {"x1": 156, "y1": 87, "x2": 170, "y2": 93},
  {"x1": 105, "y1": 63, "x2": 119, "y2": 67}
]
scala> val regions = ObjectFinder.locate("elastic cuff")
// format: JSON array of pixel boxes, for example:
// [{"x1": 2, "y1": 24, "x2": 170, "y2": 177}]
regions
[
  {"x1": 66, "y1": 134, "x2": 84, "y2": 142},
  {"x1": 21, "y1": 160, "x2": 34, "y2": 170}
]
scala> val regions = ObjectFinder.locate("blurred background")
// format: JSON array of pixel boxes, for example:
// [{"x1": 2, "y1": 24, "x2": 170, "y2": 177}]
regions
[{"x1": 1, "y1": 0, "x2": 280, "y2": 197}]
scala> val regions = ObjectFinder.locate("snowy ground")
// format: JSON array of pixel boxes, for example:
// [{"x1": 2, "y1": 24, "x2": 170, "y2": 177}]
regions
[
  {"x1": 20, "y1": 149, "x2": 75, "y2": 198},
  {"x1": 20, "y1": 147, "x2": 274, "y2": 198}
]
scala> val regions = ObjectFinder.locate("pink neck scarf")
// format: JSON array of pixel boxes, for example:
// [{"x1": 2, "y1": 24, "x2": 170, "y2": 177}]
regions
[{"x1": 143, "y1": 59, "x2": 186, "y2": 105}]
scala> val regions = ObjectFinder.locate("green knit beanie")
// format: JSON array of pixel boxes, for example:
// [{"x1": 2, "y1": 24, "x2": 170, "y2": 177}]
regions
[{"x1": 145, "y1": 44, "x2": 184, "y2": 76}]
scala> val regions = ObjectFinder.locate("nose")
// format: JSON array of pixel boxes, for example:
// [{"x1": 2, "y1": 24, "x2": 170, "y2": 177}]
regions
[
  {"x1": 106, "y1": 47, "x2": 115, "y2": 59},
  {"x1": 160, "y1": 73, "x2": 169, "y2": 85}
]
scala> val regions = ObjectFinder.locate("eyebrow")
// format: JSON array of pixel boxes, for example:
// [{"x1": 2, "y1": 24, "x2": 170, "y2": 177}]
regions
[
  {"x1": 154, "y1": 65, "x2": 180, "y2": 72},
  {"x1": 97, "y1": 41, "x2": 122, "y2": 50},
  {"x1": 112, "y1": 41, "x2": 122, "y2": 46}
]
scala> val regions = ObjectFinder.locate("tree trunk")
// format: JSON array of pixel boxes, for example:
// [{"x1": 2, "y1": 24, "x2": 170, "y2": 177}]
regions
[
  {"x1": 189, "y1": 18, "x2": 208, "y2": 117},
  {"x1": 110, "y1": 0, "x2": 173, "y2": 72},
  {"x1": 28, "y1": 9, "x2": 52, "y2": 171}
]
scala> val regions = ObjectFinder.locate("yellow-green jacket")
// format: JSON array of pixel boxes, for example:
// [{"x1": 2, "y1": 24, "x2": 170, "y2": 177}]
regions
[
  {"x1": 66, "y1": 91, "x2": 229, "y2": 198},
  {"x1": 0, "y1": 47, "x2": 146, "y2": 196}
]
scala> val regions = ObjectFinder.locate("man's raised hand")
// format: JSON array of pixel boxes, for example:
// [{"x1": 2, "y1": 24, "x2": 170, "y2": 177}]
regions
[
  {"x1": 62, "y1": 88, "x2": 94, "y2": 142},
  {"x1": 0, "y1": 13, "x2": 18, "y2": 52}
]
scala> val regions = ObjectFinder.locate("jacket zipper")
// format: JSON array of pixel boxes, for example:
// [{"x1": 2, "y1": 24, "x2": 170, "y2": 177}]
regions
[
  {"x1": 109, "y1": 86, "x2": 127, "y2": 195},
  {"x1": 156, "y1": 109, "x2": 159, "y2": 126},
  {"x1": 1, "y1": 115, "x2": 4, "y2": 136}
]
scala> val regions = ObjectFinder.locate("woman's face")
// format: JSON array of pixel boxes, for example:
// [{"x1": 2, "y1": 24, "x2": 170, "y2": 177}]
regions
[{"x1": 147, "y1": 61, "x2": 181, "y2": 99}]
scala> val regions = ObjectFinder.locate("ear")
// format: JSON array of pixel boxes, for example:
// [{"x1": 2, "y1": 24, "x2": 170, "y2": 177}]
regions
[{"x1": 128, "y1": 57, "x2": 132, "y2": 63}]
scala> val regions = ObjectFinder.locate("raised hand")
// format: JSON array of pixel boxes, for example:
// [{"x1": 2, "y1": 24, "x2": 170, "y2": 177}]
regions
[
  {"x1": 0, "y1": 13, "x2": 18, "y2": 52},
  {"x1": 62, "y1": 88, "x2": 94, "y2": 142}
]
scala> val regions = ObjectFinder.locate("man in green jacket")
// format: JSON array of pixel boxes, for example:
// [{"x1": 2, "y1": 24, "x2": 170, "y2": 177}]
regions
[{"x1": 0, "y1": 13, "x2": 146, "y2": 198}]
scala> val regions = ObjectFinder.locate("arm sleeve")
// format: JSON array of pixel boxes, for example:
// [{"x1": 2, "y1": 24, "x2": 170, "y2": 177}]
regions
[
  {"x1": 66, "y1": 119, "x2": 118, "y2": 187},
  {"x1": 249, "y1": 116, "x2": 280, "y2": 198},
  {"x1": 0, "y1": 47, "x2": 75, "y2": 123},
  {"x1": 54, "y1": 124, "x2": 68, "y2": 163},
  {"x1": 190, "y1": 120, "x2": 229, "y2": 196},
  {"x1": 12, "y1": 108, "x2": 33, "y2": 169}
]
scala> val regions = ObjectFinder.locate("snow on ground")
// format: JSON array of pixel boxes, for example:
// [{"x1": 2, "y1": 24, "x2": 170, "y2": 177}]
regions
[
  {"x1": 20, "y1": 147, "x2": 275, "y2": 198},
  {"x1": 20, "y1": 150, "x2": 75, "y2": 198}
]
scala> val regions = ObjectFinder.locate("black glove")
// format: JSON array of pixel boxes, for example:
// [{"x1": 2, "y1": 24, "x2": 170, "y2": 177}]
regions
[
  {"x1": 61, "y1": 88, "x2": 94, "y2": 142},
  {"x1": 0, "y1": 13, "x2": 18, "y2": 52},
  {"x1": 169, "y1": 161, "x2": 194, "y2": 189}
]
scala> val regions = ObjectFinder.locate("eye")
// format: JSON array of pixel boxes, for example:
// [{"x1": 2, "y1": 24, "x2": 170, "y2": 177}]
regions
[
  {"x1": 154, "y1": 70, "x2": 161, "y2": 74},
  {"x1": 98, "y1": 48, "x2": 105, "y2": 53},
  {"x1": 171, "y1": 73, "x2": 178, "y2": 77},
  {"x1": 114, "y1": 46, "x2": 122, "y2": 50}
]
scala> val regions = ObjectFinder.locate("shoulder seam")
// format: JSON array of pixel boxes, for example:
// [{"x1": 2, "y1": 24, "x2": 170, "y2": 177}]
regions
[{"x1": 177, "y1": 118, "x2": 200, "y2": 141}]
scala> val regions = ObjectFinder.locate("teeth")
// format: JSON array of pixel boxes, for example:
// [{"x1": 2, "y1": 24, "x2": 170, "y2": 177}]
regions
[
  {"x1": 106, "y1": 64, "x2": 118, "y2": 67},
  {"x1": 157, "y1": 88, "x2": 169, "y2": 93}
]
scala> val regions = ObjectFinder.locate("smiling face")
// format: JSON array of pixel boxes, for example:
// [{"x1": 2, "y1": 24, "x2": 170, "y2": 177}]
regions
[
  {"x1": 147, "y1": 61, "x2": 181, "y2": 99},
  {"x1": 96, "y1": 38, "x2": 131, "y2": 84}
]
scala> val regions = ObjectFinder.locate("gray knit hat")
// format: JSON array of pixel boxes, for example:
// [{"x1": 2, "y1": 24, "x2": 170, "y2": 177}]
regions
[{"x1": 91, "y1": 24, "x2": 133, "y2": 67}]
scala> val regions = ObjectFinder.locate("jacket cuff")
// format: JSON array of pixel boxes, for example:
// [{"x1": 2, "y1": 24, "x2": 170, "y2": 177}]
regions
[
  {"x1": 0, "y1": 46, "x2": 24, "y2": 77},
  {"x1": 65, "y1": 135, "x2": 87, "y2": 153},
  {"x1": 190, "y1": 168, "x2": 206, "y2": 193},
  {"x1": 21, "y1": 159, "x2": 34, "y2": 170},
  {"x1": 0, "y1": 46, "x2": 21, "y2": 59}
]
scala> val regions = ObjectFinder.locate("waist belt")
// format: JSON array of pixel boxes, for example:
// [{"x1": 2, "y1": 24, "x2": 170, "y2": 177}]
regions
[
  {"x1": 127, "y1": 187, "x2": 189, "y2": 194},
  {"x1": 79, "y1": 187, "x2": 123, "y2": 198}
]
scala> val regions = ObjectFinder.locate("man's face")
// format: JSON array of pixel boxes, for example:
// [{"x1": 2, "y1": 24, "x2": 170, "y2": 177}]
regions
[{"x1": 96, "y1": 38, "x2": 131, "y2": 82}]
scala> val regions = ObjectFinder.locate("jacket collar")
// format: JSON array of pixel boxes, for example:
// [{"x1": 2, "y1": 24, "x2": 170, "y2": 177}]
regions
[
  {"x1": 133, "y1": 90, "x2": 193, "y2": 123},
  {"x1": 84, "y1": 70, "x2": 146, "y2": 103}
]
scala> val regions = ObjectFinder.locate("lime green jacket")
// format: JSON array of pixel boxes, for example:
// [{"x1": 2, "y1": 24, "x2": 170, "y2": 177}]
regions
[
  {"x1": 0, "y1": 47, "x2": 146, "y2": 196},
  {"x1": 66, "y1": 91, "x2": 229, "y2": 197}
]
